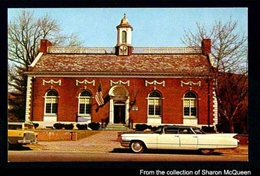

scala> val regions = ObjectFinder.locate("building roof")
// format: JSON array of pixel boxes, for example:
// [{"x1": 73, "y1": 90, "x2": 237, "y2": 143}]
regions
[
  {"x1": 26, "y1": 14, "x2": 212, "y2": 78},
  {"x1": 28, "y1": 52, "x2": 211, "y2": 77}
]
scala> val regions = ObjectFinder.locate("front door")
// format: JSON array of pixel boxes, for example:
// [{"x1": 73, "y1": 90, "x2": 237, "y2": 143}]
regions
[{"x1": 114, "y1": 105, "x2": 125, "y2": 124}]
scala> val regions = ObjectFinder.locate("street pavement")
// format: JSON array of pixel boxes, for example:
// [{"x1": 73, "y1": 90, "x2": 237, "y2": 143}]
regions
[{"x1": 27, "y1": 130, "x2": 248, "y2": 155}]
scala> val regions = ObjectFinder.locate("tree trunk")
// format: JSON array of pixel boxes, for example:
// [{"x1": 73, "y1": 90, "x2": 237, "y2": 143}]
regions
[{"x1": 229, "y1": 120, "x2": 234, "y2": 133}]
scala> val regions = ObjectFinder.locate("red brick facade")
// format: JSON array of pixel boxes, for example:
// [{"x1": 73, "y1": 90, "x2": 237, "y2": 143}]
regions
[
  {"x1": 30, "y1": 77, "x2": 213, "y2": 124},
  {"x1": 25, "y1": 14, "x2": 217, "y2": 128}
]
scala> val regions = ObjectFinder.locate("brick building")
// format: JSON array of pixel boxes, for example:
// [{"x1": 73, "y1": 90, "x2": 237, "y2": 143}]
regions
[{"x1": 25, "y1": 14, "x2": 218, "y2": 129}]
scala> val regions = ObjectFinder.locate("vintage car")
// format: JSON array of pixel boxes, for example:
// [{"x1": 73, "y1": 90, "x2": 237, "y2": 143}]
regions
[
  {"x1": 117, "y1": 125, "x2": 239, "y2": 155},
  {"x1": 8, "y1": 121, "x2": 38, "y2": 149}
]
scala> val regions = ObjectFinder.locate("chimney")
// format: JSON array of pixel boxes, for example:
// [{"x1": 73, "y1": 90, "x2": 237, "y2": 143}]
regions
[
  {"x1": 40, "y1": 39, "x2": 52, "y2": 54},
  {"x1": 201, "y1": 39, "x2": 211, "y2": 56}
]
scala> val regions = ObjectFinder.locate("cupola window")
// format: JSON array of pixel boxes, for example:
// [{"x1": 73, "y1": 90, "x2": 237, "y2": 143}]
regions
[{"x1": 122, "y1": 31, "x2": 127, "y2": 43}]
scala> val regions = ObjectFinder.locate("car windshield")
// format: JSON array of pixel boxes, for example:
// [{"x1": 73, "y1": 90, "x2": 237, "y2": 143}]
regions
[
  {"x1": 24, "y1": 124, "x2": 34, "y2": 130},
  {"x1": 8, "y1": 124, "x2": 23, "y2": 130},
  {"x1": 8, "y1": 123, "x2": 35, "y2": 130},
  {"x1": 154, "y1": 126, "x2": 163, "y2": 134}
]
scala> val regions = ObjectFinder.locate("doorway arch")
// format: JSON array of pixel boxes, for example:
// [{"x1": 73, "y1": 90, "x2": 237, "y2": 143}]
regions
[{"x1": 108, "y1": 85, "x2": 129, "y2": 124}]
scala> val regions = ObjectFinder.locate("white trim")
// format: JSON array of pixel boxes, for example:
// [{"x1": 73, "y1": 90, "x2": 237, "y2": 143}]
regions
[
  {"x1": 77, "y1": 92, "x2": 92, "y2": 116},
  {"x1": 145, "y1": 80, "x2": 165, "y2": 87},
  {"x1": 181, "y1": 81, "x2": 201, "y2": 87},
  {"x1": 30, "y1": 52, "x2": 43, "y2": 67},
  {"x1": 183, "y1": 118, "x2": 198, "y2": 126},
  {"x1": 147, "y1": 117, "x2": 161, "y2": 126},
  {"x1": 212, "y1": 90, "x2": 218, "y2": 125},
  {"x1": 43, "y1": 79, "x2": 61, "y2": 86},
  {"x1": 110, "y1": 80, "x2": 130, "y2": 86},
  {"x1": 76, "y1": 79, "x2": 95, "y2": 86},
  {"x1": 108, "y1": 85, "x2": 130, "y2": 124},
  {"x1": 43, "y1": 115, "x2": 57, "y2": 125},
  {"x1": 26, "y1": 74, "x2": 209, "y2": 79},
  {"x1": 25, "y1": 76, "x2": 33, "y2": 121}
]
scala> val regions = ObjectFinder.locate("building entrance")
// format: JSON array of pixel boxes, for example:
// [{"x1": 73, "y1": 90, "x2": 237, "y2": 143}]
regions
[
  {"x1": 114, "y1": 102, "x2": 126, "y2": 123},
  {"x1": 108, "y1": 84, "x2": 129, "y2": 124}
]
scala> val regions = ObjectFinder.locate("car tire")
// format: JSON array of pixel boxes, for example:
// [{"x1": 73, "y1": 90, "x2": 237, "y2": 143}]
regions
[
  {"x1": 199, "y1": 149, "x2": 214, "y2": 155},
  {"x1": 130, "y1": 141, "x2": 145, "y2": 153}
]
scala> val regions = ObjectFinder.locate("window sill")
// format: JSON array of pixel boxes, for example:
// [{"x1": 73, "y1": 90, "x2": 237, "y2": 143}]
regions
[
  {"x1": 148, "y1": 116, "x2": 161, "y2": 118},
  {"x1": 44, "y1": 114, "x2": 57, "y2": 117},
  {"x1": 184, "y1": 116, "x2": 197, "y2": 119}
]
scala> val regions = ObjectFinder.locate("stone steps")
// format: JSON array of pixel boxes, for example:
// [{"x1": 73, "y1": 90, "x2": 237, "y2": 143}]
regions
[{"x1": 102, "y1": 123, "x2": 133, "y2": 131}]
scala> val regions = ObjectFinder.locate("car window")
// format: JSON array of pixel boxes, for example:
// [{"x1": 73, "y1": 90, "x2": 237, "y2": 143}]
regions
[
  {"x1": 179, "y1": 128, "x2": 194, "y2": 134},
  {"x1": 192, "y1": 128, "x2": 205, "y2": 134},
  {"x1": 8, "y1": 124, "x2": 22, "y2": 130},
  {"x1": 165, "y1": 127, "x2": 178, "y2": 134},
  {"x1": 8, "y1": 123, "x2": 35, "y2": 130},
  {"x1": 24, "y1": 124, "x2": 34, "y2": 130},
  {"x1": 154, "y1": 127, "x2": 163, "y2": 134}
]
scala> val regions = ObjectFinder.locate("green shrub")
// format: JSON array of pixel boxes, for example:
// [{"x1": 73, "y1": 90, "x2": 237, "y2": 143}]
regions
[
  {"x1": 135, "y1": 124, "x2": 152, "y2": 131},
  {"x1": 53, "y1": 123, "x2": 64, "y2": 129},
  {"x1": 202, "y1": 126, "x2": 216, "y2": 133},
  {"x1": 76, "y1": 124, "x2": 88, "y2": 130},
  {"x1": 33, "y1": 123, "x2": 39, "y2": 129},
  {"x1": 64, "y1": 123, "x2": 74, "y2": 130},
  {"x1": 88, "y1": 122, "x2": 100, "y2": 130}
]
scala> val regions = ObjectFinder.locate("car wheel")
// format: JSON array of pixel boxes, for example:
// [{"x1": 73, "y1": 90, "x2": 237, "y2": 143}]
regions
[
  {"x1": 130, "y1": 141, "x2": 145, "y2": 153},
  {"x1": 199, "y1": 149, "x2": 214, "y2": 155}
]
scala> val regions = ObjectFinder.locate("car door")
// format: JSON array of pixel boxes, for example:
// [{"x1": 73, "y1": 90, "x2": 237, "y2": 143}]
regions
[
  {"x1": 178, "y1": 127, "x2": 198, "y2": 149},
  {"x1": 157, "y1": 126, "x2": 180, "y2": 149}
]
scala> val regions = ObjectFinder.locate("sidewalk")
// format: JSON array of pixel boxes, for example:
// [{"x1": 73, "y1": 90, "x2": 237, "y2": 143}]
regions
[
  {"x1": 29, "y1": 131, "x2": 122, "y2": 152},
  {"x1": 28, "y1": 131, "x2": 248, "y2": 155}
]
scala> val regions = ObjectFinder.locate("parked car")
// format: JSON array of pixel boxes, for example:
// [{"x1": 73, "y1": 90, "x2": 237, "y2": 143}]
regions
[
  {"x1": 8, "y1": 121, "x2": 38, "y2": 149},
  {"x1": 117, "y1": 125, "x2": 239, "y2": 155}
]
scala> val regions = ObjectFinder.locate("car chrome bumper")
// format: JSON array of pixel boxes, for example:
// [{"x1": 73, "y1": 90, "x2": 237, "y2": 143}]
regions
[
  {"x1": 121, "y1": 141, "x2": 130, "y2": 147},
  {"x1": 17, "y1": 139, "x2": 31, "y2": 144}
]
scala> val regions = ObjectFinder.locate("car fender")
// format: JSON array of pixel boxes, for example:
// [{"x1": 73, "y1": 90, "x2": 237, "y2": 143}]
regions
[{"x1": 121, "y1": 133, "x2": 159, "y2": 149}]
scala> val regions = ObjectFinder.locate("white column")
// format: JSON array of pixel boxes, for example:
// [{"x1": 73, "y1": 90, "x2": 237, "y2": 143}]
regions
[
  {"x1": 109, "y1": 99, "x2": 114, "y2": 123},
  {"x1": 125, "y1": 98, "x2": 130, "y2": 124}
]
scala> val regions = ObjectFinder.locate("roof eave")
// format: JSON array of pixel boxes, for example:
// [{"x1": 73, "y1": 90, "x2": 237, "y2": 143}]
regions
[{"x1": 24, "y1": 71, "x2": 211, "y2": 78}]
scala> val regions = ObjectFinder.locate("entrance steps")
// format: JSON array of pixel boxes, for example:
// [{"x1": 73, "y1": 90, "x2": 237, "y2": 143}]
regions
[{"x1": 102, "y1": 123, "x2": 133, "y2": 131}]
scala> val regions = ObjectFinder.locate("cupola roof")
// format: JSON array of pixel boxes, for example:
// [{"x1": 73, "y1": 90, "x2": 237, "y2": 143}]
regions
[{"x1": 117, "y1": 13, "x2": 133, "y2": 30}]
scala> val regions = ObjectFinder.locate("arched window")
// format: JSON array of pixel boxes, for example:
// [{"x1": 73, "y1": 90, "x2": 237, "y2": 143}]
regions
[
  {"x1": 122, "y1": 31, "x2": 127, "y2": 43},
  {"x1": 78, "y1": 90, "x2": 92, "y2": 115},
  {"x1": 45, "y1": 90, "x2": 58, "y2": 114},
  {"x1": 183, "y1": 91, "x2": 197, "y2": 118},
  {"x1": 148, "y1": 91, "x2": 162, "y2": 116}
]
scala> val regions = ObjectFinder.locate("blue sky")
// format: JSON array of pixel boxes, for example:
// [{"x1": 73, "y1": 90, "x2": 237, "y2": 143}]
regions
[{"x1": 8, "y1": 8, "x2": 248, "y2": 47}]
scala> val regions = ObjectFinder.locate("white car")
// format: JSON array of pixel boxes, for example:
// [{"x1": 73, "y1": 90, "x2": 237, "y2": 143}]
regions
[{"x1": 117, "y1": 125, "x2": 239, "y2": 155}]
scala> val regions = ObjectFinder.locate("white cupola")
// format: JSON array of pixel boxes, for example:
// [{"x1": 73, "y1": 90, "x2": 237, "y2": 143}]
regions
[
  {"x1": 116, "y1": 13, "x2": 133, "y2": 46},
  {"x1": 116, "y1": 13, "x2": 133, "y2": 56}
]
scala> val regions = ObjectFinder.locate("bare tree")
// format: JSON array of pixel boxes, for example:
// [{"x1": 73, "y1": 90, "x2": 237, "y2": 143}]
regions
[
  {"x1": 181, "y1": 17, "x2": 248, "y2": 133},
  {"x1": 8, "y1": 10, "x2": 83, "y2": 121}
]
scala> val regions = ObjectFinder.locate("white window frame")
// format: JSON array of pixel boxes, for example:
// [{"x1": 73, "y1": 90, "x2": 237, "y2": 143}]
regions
[
  {"x1": 44, "y1": 90, "x2": 58, "y2": 115},
  {"x1": 183, "y1": 92, "x2": 197, "y2": 119},
  {"x1": 147, "y1": 91, "x2": 162, "y2": 118},
  {"x1": 78, "y1": 91, "x2": 92, "y2": 116}
]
